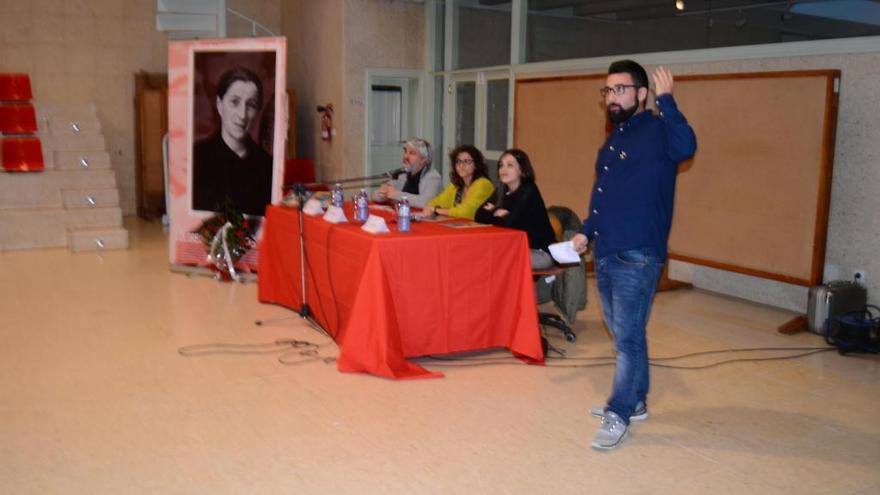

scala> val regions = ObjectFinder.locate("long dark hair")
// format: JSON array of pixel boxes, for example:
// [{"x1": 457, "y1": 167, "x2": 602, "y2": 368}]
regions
[
  {"x1": 495, "y1": 148, "x2": 536, "y2": 207},
  {"x1": 448, "y1": 144, "x2": 489, "y2": 190}
]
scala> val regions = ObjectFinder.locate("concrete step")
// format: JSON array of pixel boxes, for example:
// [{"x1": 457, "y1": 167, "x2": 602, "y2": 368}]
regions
[
  {"x1": 47, "y1": 116, "x2": 102, "y2": 134},
  {"x1": 62, "y1": 188, "x2": 119, "y2": 209},
  {"x1": 0, "y1": 207, "x2": 123, "y2": 250},
  {"x1": 35, "y1": 102, "x2": 98, "y2": 126},
  {"x1": 0, "y1": 169, "x2": 117, "y2": 209},
  {"x1": 68, "y1": 226, "x2": 129, "y2": 252},
  {"x1": 53, "y1": 150, "x2": 111, "y2": 171},
  {"x1": 37, "y1": 131, "x2": 105, "y2": 153}
]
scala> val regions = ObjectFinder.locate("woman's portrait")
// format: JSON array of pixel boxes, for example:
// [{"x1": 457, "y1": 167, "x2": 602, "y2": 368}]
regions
[{"x1": 191, "y1": 52, "x2": 277, "y2": 216}]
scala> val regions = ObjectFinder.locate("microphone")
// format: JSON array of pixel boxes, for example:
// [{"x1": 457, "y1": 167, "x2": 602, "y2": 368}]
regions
[{"x1": 386, "y1": 165, "x2": 410, "y2": 180}]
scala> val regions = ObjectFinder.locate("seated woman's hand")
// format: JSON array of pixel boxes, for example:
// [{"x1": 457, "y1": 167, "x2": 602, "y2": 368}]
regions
[
  {"x1": 482, "y1": 202, "x2": 495, "y2": 211},
  {"x1": 493, "y1": 208, "x2": 509, "y2": 218},
  {"x1": 571, "y1": 233, "x2": 589, "y2": 254}
]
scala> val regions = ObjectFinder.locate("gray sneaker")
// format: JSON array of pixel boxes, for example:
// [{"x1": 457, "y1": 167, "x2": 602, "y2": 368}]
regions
[
  {"x1": 591, "y1": 410, "x2": 628, "y2": 450},
  {"x1": 590, "y1": 401, "x2": 648, "y2": 422}
]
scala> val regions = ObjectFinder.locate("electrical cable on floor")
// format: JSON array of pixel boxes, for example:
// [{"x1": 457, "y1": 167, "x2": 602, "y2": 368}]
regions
[
  {"x1": 178, "y1": 338, "x2": 839, "y2": 372},
  {"x1": 178, "y1": 338, "x2": 338, "y2": 366},
  {"x1": 423, "y1": 345, "x2": 838, "y2": 370}
]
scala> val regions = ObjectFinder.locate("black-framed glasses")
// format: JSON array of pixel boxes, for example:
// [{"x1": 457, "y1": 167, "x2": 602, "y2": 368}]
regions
[
  {"x1": 599, "y1": 84, "x2": 638, "y2": 97},
  {"x1": 455, "y1": 158, "x2": 474, "y2": 165}
]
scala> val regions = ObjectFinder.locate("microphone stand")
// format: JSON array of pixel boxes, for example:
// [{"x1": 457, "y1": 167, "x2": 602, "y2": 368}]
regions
[
  {"x1": 293, "y1": 184, "x2": 312, "y2": 320},
  {"x1": 255, "y1": 183, "x2": 326, "y2": 337}
]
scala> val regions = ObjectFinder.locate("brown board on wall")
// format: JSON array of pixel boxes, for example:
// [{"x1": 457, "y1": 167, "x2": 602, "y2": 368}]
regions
[{"x1": 514, "y1": 70, "x2": 840, "y2": 286}]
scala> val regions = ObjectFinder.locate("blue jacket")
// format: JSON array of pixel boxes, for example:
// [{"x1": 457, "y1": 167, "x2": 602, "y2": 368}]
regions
[{"x1": 580, "y1": 94, "x2": 697, "y2": 262}]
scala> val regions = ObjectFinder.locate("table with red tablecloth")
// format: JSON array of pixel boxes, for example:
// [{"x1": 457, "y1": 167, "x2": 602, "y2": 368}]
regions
[{"x1": 257, "y1": 205, "x2": 544, "y2": 379}]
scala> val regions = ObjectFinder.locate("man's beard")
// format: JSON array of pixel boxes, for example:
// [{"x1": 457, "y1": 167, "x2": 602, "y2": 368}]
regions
[{"x1": 607, "y1": 103, "x2": 638, "y2": 124}]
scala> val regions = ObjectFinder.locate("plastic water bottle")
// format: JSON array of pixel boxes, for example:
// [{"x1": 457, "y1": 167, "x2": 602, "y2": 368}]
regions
[
  {"x1": 397, "y1": 195, "x2": 411, "y2": 233},
  {"x1": 331, "y1": 183, "x2": 344, "y2": 208},
  {"x1": 355, "y1": 189, "x2": 369, "y2": 223}
]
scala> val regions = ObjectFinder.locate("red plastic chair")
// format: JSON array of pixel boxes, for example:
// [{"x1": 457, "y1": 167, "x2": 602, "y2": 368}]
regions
[
  {"x1": 0, "y1": 104, "x2": 38, "y2": 134},
  {"x1": 283, "y1": 158, "x2": 327, "y2": 194},
  {"x1": 0, "y1": 74, "x2": 33, "y2": 101},
  {"x1": 1, "y1": 137, "x2": 44, "y2": 172}
]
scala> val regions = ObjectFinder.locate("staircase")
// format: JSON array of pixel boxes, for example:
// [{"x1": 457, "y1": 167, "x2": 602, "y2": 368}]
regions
[{"x1": 0, "y1": 97, "x2": 129, "y2": 252}]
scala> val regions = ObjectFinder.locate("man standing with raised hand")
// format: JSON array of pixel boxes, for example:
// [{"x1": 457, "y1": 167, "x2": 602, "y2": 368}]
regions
[{"x1": 571, "y1": 60, "x2": 697, "y2": 450}]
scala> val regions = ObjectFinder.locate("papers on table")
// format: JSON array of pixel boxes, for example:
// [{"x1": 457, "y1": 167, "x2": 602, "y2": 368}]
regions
[
  {"x1": 322, "y1": 205, "x2": 348, "y2": 224},
  {"x1": 302, "y1": 198, "x2": 324, "y2": 216},
  {"x1": 361, "y1": 215, "x2": 390, "y2": 234},
  {"x1": 548, "y1": 240, "x2": 581, "y2": 264},
  {"x1": 414, "y1": 213, "x2": 445, "y2": 223},
  {"x1": 440, "y1": 221, "x2": 488, "y2": 229}
]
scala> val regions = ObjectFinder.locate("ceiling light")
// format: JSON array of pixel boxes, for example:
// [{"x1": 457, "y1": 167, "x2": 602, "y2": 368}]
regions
[{"x1": 675, "y1": 0, "x2": 685, "y2": 11}]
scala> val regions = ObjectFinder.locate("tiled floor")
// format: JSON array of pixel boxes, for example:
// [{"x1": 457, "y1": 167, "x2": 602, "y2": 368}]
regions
[{"x1": 1, "y1": 218, "x2": 878, "y2": 494}]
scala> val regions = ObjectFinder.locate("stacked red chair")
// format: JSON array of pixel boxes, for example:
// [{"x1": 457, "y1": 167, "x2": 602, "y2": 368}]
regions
[
  {"x1": 0, "y1": 73, "x2": 33, "y2": 101},
  {"x1": 282, "y1": 158, "x2": 328, "y2": 194},
  {"x1": 0, "y1": 73, "x2": 44, "y2": 172}
]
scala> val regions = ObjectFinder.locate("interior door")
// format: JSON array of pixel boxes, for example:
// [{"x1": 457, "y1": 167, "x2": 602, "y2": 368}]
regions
[
  {"x1": 135, "y1": 72, "x2": 168, "y2": 219},
  {"x1": 367, "y1": 74, "x2": 421, "y2": 179}
]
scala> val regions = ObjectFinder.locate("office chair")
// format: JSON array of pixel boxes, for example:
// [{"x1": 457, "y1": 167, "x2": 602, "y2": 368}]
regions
[{"x1": 534, "y1": 205, "x2": 587, "y2": 343}]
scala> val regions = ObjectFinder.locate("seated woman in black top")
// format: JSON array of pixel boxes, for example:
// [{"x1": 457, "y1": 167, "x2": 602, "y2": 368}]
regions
[{"x1": 475, "y1": 148, "x2": 556, "y2": 269}]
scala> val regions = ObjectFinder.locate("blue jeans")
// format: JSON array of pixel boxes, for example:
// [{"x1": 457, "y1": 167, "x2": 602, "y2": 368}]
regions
[{"x1": 595, "y1": 248, "x2": 664, "y2": 425}]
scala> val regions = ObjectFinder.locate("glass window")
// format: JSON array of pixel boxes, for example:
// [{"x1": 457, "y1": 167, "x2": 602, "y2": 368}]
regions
[
  {"x1": 431, "y1": 0, "x2": 445, "y2": 71},
  {"x1": 454, "y1": 0, "x2": 512, "y2": 69},
  {"x1": 526, "y1": 0, "x2": 880, "y2": 63},
  {"x1": 431, "y1": 75, "x2": 445, "y2": 174},
  {"x1": 485, "y1": 79, "x2": 509, "y2": 152},
  {"x1": 486, "y1": 158, "x2": 499, "y2": 185},
  {"x1": 455, "y1": 81, "x2": 476, "y2": 146}
]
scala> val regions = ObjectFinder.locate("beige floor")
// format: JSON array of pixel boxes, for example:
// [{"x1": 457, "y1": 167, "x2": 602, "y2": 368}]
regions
[{"x1": 1, "y1": 218, "x2": 879, "y2": 495}]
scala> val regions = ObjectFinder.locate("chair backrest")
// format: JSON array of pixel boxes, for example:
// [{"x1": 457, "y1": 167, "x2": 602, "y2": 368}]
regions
[
  {"x1": 1, "y1": 137, "x2": 45, "y2": 172},
  {"x1": 547, "y1": 206, "x2": 582, "y2": 241},
  {"x1": 284, "y1": 158, "x2": 315, "y2": 185},
  {"x1": 0, "y1": 104, "x2": 38, "y2": 134},
  {"x1": 0, "y1": 74, "x2": 33, "y2": 102},
  {"x1": 282, "y1": 158, "x2": 328, "y2": 193}
]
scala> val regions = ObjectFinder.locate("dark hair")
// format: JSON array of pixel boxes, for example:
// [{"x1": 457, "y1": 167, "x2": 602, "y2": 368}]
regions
[
  {"x1": 448, "y1": 144, "x2": 489, "y2": 190},
  {"x1": 216, "y1": 67, "x2": 263, "y2": 108},
  {"x1": 608, "y1": 59, "x2": 649, "y2": 90},
  {"x1": 495, "y1": 148, "x2": 535, "y2": 206}
]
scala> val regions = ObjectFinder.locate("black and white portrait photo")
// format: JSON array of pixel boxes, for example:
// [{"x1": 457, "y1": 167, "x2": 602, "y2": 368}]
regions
[{"x1": 191, "y1": 51, "x2": 277, "y2": 216}]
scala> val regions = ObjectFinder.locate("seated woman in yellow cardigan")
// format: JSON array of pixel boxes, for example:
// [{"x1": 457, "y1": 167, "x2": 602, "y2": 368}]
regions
[{"x1": 421, "y1": 144, "x2": 494, "y2": 220}]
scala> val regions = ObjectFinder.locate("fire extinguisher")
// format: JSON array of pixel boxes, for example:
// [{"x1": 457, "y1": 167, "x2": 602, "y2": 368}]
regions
[{"x1": 317, "y1": 104, "x2": 333, "y2": 141}]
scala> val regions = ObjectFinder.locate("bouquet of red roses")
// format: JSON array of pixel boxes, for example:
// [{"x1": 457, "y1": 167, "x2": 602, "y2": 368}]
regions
[{"x1": 194, "y1": 202, "x2": 258, "y2": 281}]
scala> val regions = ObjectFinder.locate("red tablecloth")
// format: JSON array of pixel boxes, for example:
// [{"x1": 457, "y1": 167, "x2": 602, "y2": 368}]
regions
[{"x1": 257, "y1": 205, "x2": 544, "y2": 379}]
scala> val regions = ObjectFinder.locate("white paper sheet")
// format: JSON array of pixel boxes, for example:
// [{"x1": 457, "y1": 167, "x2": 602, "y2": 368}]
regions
[
  {"x1": 548, "y1": 240, "x2": 581, "y2": 264},
  {"x1": 302, "y1": 198, "x2": 325, "y2": 216},
  {"x1": 322, "y1": 205, "x2": 348, "y2": 224},
  {"x1": 361, "y1": 214, "x2": 390, "y2": 233}
]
